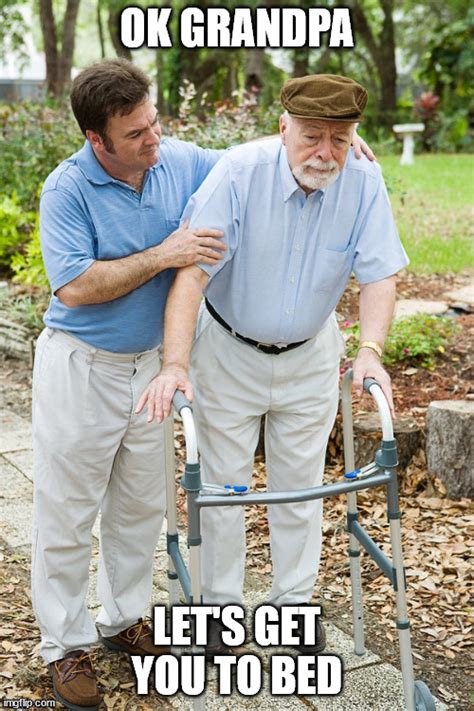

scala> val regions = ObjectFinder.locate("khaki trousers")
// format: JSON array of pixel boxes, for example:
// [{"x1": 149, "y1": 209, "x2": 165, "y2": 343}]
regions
[
  {"x1": 32, "y1": 328, "x2": 165, "y2": 663},
  {"x1": 191, "y1": 308, "x2": 344, "y2": 605}
]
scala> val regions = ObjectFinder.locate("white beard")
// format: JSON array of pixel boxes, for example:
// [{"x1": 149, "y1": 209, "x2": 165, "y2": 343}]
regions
[{"x1": 292, "y1": 158, "x2": 340, "y2": 191}]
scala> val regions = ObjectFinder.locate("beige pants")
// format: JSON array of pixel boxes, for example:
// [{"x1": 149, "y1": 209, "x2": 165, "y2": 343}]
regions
[
  {"x1": 191, "y1": 308, "x2": 344, "y2": 605},
  {"x1": 32, "y1": 328, "x2": 165, "y2": 663}
]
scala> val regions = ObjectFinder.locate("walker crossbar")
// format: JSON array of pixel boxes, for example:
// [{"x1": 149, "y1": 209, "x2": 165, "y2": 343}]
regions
[
  {"x1": 193, "y1": 471, "x2": 392, "y2": 507},
  {"x1": 166, "y1": 373, "x2": 436, "y2": 711},
  {"x1": 347, "y1": 519, "x2": 397, "y2": 587}
]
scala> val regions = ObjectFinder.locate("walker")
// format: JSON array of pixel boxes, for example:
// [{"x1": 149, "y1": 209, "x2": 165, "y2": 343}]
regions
[{"x1": 163, "y1": 370, "x2": 436, "y2": 710}]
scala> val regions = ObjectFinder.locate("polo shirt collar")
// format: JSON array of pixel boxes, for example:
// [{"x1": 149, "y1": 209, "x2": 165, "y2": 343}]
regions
[{"x1": 75, "y1": 140, "x2": 116, "y2": 185}]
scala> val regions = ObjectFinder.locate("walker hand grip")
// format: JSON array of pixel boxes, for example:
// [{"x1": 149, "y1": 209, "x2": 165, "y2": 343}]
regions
[
  {"x1": 173, "y1": 391, "x2": 193, "y2": 414},
  {"x1": 342, "y1": 370, "x2": 394, "y2": 442},
  {"x1": 363, "y1": 377, "x2": 379, "y2": 392}
]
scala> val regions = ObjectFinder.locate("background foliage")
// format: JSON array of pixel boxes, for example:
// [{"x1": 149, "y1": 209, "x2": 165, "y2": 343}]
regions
[{"x1": 0, "y1": 0, "x2": 472, "y2": 340}]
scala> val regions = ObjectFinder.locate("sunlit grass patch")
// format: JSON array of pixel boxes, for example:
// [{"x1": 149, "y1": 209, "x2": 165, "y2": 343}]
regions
[{"x1": 378, "y1": 155, "x2": 473, "y2": 274}]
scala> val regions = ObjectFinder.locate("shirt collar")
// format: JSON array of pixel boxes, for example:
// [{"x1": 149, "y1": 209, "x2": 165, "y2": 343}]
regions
[
  {"x1": 75, "y1": 139, "x2": 161, "y2": 186},
  {"x1": 279, "y1": 145, "x2": 301, "y2": 202},
  {"x1": 75, "y1": 140, "x2": 116, "y2": 185}
]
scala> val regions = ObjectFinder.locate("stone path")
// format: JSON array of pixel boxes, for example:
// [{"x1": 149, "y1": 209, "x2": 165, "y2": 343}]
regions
[{"x1": 0, "y1": 408, "x2": 446, "y2": 710}]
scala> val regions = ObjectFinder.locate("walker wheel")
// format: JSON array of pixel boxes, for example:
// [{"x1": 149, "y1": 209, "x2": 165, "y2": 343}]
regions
[{"x1": 414, "y1": 680, "x2": 436, "y2": 711}]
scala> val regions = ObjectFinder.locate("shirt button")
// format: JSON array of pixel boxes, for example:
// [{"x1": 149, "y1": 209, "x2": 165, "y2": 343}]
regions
[
  {"x1": 285, "y1": 309, "x2": 291, "y2": 315},
  {"x1": 290, "y1": 276, "x2": 295, "y2": 283},
  {"x1": 295, "y1": 245, "x2": 301, "y2": 251}
]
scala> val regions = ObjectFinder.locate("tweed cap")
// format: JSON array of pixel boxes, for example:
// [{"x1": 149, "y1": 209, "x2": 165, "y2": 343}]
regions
[{"x1": 281, "y1": 74, "x2": 368, "y2": 122}]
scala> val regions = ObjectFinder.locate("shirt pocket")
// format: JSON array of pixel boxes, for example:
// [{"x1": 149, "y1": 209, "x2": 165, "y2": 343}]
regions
[{"x1": 312, "y1": 247, "x2": 353, "y2": 293}]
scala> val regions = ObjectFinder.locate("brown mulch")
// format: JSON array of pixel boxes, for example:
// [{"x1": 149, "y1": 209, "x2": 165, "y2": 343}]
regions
[{"x1": 0, "y1": 272, "x2": 473, "y2": 708}]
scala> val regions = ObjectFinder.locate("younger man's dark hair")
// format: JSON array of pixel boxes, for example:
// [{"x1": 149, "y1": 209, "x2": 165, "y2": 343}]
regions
[{"x1": 71, "y1": 59, "x2": 152, "y2": 138}]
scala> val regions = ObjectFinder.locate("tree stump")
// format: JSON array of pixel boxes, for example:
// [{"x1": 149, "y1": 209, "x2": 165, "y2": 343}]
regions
[
  {"x1": 352, "y1": 413, "x2": 422, "y2": 470},
  {"x1": 0, "y1": 316, "x2": 35, "y2": 366},
  {"x1": 255, "y1": 411, "x2": 421, "y2": 471},
  {"x1": 426, "y1": 400, "x2": 474, "y2": 499}
]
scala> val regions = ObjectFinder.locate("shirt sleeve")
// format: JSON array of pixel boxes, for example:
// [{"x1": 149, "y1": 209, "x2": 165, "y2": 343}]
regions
[
  {"x1": 180, "y1": 155, "x2": 240, "y2": 280},
  {"x1": 352, "y1": 168, "x2": 409, "y2": 284},
  {"x1": 40, "y1": 187, "x2": 96, "y2": 293},
  {"x1": 189, "y1": 144, "x2": 225, "y2": 192}
]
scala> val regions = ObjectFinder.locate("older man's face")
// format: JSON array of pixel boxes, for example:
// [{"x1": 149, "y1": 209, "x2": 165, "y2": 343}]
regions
[{"x1": 279, "y1": 115, "x2": 354, "y2": 192}]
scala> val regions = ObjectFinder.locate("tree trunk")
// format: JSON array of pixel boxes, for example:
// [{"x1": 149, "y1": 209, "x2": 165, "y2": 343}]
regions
[
  {"x1": 293, "y1": 47, "x2": 310, "y2": 77},
  {"x1": 155, "y1": 51, "x2": 166, "y2": 116},
  {"x1": 58, "y1": 0, "x2": 81, "y2": 91},
  {"x1": 350, "y1": 0, "x2": 397, "y2": 128},
  {"x1": 39, "y1": 0, "x2": 81, "y2": 97},
  {"x1": 39, "y1": 0, "x2": 59, "y2": 95},
  {"x1": 377, "y1": 0, "x2": 397, "y2": 127},
  {"x1": 108, "y1": 8, "x2": 132, "y2": 60},
  {"x1": 245, "y1": 49, "x2": 264, "y2": 93},
  {"x1": 97, "y1": 0, "x2": 106, "y2": 58}
]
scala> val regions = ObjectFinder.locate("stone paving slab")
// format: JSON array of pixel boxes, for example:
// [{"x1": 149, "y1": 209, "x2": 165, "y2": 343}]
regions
[
  {"x1": 3, "y1": 448, "x2": 33, "y2": 481},
  {"x1": 0, "y1": 457, "x2": 33, "y2": 548},
  {"x1": 0, "y1": 410, "x2": 32, "y2": 453},
  {"x1": 306, "y1": 663, "x2": 447, "y2": 710},
  {"x1": 241, "y1": 590, "x2": 380, "y2": 673}
]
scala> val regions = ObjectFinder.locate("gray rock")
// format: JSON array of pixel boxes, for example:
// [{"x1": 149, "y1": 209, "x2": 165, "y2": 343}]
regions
[{"x1": 394, "y1": 300, "x2": 448, "y2": 318}]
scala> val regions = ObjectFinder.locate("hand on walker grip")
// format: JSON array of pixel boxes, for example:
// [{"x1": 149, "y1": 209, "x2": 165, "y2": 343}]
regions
[
  {"x1": 135, "y1": 363, "x2": 193, "y2": 423},
  {"x1": 352, "y1": 349, "x2": 394, "y2": 416}
]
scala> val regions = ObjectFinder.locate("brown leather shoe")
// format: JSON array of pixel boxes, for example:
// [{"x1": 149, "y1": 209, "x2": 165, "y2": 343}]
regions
[
  {"x1": 100, "y1": 617, "x2": 170, "y2": 656},
  {"x1": 289, "y1": 616, "x2": 326, "y2": 654},
  {"x1": 204, "y1": 617, "x2": 235, "y2": 660},
  {"x1": 50, "y1": 650, "x2": 101, "y2": 711}
]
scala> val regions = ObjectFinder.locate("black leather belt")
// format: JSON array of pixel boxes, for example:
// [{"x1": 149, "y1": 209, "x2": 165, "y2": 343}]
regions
[{"x1": 205, "y1": 299, "x2": 309, "y2": 355}]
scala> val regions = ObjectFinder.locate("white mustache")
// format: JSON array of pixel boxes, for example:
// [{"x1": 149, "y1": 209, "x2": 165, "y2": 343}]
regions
[{"x1": 301, "y1": 159, "x2": 339, "y2": 172}]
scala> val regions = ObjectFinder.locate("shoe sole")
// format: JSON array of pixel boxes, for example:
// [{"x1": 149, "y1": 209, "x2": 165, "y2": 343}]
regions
[{"x1": 289, "y1": 642, "x2": 326, "y2": 654}]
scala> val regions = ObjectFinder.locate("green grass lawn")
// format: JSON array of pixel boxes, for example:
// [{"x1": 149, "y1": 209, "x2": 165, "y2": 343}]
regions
[{"x1": 378, "y1": 154, "x2": 474, "y2": 274}]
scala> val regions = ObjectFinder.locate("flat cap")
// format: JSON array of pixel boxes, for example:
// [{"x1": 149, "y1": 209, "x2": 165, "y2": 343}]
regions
[{"x1": 281, "y1": 74, "x2": 368, "y2": 122}]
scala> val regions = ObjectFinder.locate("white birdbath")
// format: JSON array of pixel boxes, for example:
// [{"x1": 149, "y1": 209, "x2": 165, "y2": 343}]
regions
[{"x1": 393, "y1": 123, "x2": 425, "y2": 165}]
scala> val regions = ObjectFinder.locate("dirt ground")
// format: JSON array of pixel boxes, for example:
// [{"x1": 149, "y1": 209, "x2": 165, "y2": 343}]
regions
[{"x1": 0, "y1": 272, "x2": 472, "y2": 709}]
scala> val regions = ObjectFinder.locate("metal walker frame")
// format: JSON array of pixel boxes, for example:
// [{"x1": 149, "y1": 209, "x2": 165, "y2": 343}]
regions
[{"x1": 163, "y1": 370, "x2": 436, "y2": 711}]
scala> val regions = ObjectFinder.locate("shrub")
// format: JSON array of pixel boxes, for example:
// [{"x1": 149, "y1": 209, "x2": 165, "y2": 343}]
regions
[
  {"x1": 0, "y1": 193, "x2": 35, "y2": 269},
  {"x1": 163, "y1": 81, "x2": 281, "y2": 148},
  {"x1": 343, "y1": 314, "x2": 461, "y2": 369},
  {"x1": 0, "y1": 101, "x2": 83, "y2": 212},
  {"x1": 11, "y1": 214, "x2": 49, "y2": 290}
]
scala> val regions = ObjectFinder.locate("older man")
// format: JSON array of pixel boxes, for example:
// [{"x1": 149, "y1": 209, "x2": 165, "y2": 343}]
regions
[{"x1": 138, "y1": 74, "x2": 408, "y2": 653}]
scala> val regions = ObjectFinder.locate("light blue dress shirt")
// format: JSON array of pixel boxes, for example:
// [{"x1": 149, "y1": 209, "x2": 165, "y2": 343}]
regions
[
  {"x1": 183, "y1": 137, "x2": 408, "y2": 344},
  {"x1": 40, "y1": 138, "x2": 221, "y2": 352}
]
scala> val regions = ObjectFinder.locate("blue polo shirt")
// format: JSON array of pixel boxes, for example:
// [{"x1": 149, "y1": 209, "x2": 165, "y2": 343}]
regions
[
  {"x1": 184, "y1": 138, "x2": 409, "y2": 344},
  {"x1": 40, "y1": 138, "x2": 221, "y2": 352}
]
